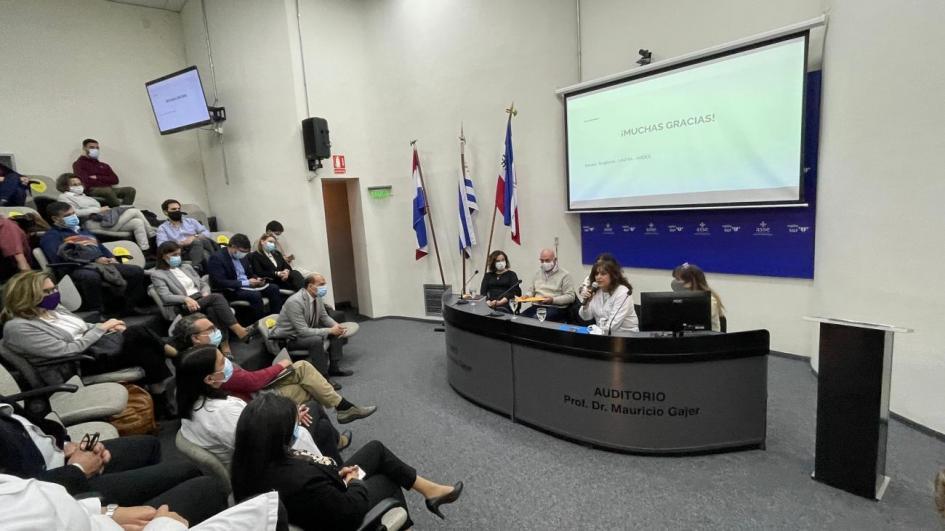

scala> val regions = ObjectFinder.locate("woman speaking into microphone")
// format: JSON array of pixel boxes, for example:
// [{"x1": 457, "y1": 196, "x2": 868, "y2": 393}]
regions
[{"x1": 578, "y1": 259, "x2": 639, "y2": 333}]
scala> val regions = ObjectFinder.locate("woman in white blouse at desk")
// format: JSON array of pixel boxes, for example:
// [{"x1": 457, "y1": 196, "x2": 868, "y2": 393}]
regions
[{"x1": 578, "y1": 259, "x2": 638, "y2": 333}]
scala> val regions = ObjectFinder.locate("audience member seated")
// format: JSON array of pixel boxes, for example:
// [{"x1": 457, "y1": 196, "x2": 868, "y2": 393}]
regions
[
  {"x1": 271, "y1": 273, "x2": 355, "y2": 380},
  {"x1": 177, "y1": 345, "x2": 342, "y2": 466},
  {"x1": 249, "y1": 233, "x2": 304, "y2": 292},
  {"x1": 71, "y1": 138, "x2": 136, "y2": 207},
  {"x1": 264, "y1": 220, "x2": 296, "y2": 266},
  {"x1": 0, "y1": 474, "x2": 280, "y2": 530},
  {"x1": 0, "y1": 403, "x2": 227, "y2": 525},
  {"x1": 0, "y1": 162, "x2": 30, "y2": 207},
  {"x1": 1, "y1": 271, "x2": 173, "y2": 389},
  {"x1": 578, "y1": 258, "x2": 638, "y2": 333},
  {"x1": 520, "y1": 247, "x2": 576, "y2": 322},
  {"x1": 40, "y1": 201, "x2": 147, "y2": 315},
  {"x1": 671, "y1": 262, "x2": 725, "y2": 332},
  {"x1": 172, "y1": 313, "x2": 376, "y2": 424},
  {"x1": 56, "y1": 173, "x2": 155, "y2": 251},
  {"x1": 232, "y1": 393, "x2": 464, "y2": 529},
  {"x1": 0, "y1": 216, "x2": 34, "y2": 284},
  {"x1": 152, "y1": 241, "x2": 255, "y2": 353},
  {"x1": 479, "y1": 249, "x2": 521, "y2": 313},
  {"x1": 206, "y1": 233, "x2": 284, "y2": 321},
  {"x1": 156, "y1": 199, "x2": 219, "y2": 273}
]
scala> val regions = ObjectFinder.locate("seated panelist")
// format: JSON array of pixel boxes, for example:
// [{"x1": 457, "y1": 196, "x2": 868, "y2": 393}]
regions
[
  {"x1": 520, "y1": 248, "x2": 575, "y2": 322},
  {"x1": 671, "y1": 262, "x2": 725, "y2": 332},
  {"x1": 578, "y1": 259, "x2": 638, "y2": 333},
  {"x1": 479, "y1": 250, "x2": 520, "y2": 313}
]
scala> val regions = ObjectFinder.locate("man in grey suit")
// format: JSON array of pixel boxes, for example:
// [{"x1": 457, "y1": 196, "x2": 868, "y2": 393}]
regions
[{"x1": 270, "y1": 273, "x2": 358, "y2": 382}]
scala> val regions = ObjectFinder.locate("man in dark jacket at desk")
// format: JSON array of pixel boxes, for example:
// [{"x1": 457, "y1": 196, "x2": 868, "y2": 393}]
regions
[
  {"x1": 207, "y1": 233, "x2": 284, "y2": 321},
  {"x1": 39, "y1": 201, "x2": 146, "y2": 315}
]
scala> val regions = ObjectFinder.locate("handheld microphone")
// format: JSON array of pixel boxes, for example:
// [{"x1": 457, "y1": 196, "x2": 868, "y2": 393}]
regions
[{"x1": 582, "y1": 281, "x2": 599, "y2": 306}]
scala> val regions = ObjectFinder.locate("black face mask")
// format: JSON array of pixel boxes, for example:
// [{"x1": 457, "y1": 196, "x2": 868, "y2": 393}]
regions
[{"x1": 167, "y1": 211, "x2": 183, "y2": 222}]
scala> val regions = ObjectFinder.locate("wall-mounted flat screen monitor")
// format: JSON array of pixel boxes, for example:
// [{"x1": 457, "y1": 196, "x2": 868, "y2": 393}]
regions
[{"x1": 146, "y1": 66, "x2": 212, "y2": 135}]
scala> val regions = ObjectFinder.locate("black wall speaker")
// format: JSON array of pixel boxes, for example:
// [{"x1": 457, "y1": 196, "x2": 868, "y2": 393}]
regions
[{"x1": 301, "y1": 117, "x2": 330, "y2": 169}]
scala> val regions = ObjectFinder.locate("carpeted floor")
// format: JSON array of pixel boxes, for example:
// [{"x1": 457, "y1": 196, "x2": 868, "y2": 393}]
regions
[{"x1": 160, "y1": 318, "x2": 945, "y2": 530}]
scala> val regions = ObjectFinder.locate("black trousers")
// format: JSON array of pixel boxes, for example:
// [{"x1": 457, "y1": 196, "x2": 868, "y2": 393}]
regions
[
  {"x1": 72, "y1": 264, "x2": 147, "y2": 315},
  {"x1": 81, "y1": 325, "x2": 171, "y2": 384},
  {"x1": 223, "y1": 284, "x2": 284, "y2": 321},
  {"x1": 89, "y1": 435, "x2": 227, "y2": 524},
  {"x1": 305, "y1": 400, "x2": 341, "y2": 464},
  {"x1": 274, "y1": 270, "x2": 305, "y2": 292},
  {"x1": 345, "y1": 440, "x2": 417, "y2": 520},
  {"x1": 181, "y1": 292, "x2": 238, "y2": 330}
]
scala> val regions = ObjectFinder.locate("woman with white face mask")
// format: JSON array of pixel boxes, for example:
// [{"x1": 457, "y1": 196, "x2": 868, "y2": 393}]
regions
[
  {"x1": 55, "y1": 173, "x2": 156, "y2": 251},
  {"x1": 479, "y1": 250, "x2": 521, "y2": 313},
  {"x1": 249, "y1": 234, "x2": 304, "y2": 292}
]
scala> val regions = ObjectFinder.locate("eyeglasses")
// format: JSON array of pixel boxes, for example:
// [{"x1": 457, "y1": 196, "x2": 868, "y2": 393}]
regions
[{"x1": 80, "y1": 432, "x2": 100, "y2": 452}]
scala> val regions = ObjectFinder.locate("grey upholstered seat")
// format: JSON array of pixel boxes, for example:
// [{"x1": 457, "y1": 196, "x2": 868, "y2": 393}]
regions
[
  {"x1": 175, "y1": 431, "x2": 232, "y2": 496},
  {"x1": 49, "y1": 376, "x2": 128, "y2": 425},
  {"x1": 64, "y1": 420, "x2": 120, "y2": 442}
]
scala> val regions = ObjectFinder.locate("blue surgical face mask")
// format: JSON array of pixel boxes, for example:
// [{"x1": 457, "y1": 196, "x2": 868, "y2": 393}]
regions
[
  {"x1": 63, "y1": 214, "x2": 80, "y2": 228},
  {"x1": 264, "y1": 242, "x2": 276, "y2": 252},
  {"x1": 208, "y1": 328, "x2": 223, "y2": 347},
  {"x1": 316, "y1": 286, "x2": 328, "y2": 298},
  {"x1": 168, "y1": 255, "x2": 182, "y2": 268},
  {"x1": 234, "y1": 251, "x2": 248, "y2": 260},
  {"x1": 221, "y1": 357, "x2": 233, "y2": 382}
]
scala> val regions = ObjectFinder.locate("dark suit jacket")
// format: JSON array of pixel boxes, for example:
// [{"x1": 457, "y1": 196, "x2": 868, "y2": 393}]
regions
[
  {"x1": 248, "y1": 250, "x2": 290, "y2": 281},
  {"x1": 207, "y1": 248, "x2": 258, "y2": 291},
  {"x1": 257, "y1": 456, "x2": 371, "y2": 531},
  {"x1": 0, "y1": 405, "x2": 89, "y2": 494}
]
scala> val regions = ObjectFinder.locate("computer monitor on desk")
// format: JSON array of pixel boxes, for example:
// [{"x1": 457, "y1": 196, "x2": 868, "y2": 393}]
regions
[{"x1": 639, "y1": 291, "x2": 711, "y2": 334}]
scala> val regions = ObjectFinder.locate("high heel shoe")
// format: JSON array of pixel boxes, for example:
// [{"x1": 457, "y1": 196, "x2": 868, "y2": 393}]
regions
[{"x1": 425, "y1": 481, "x2": 463, "y2": 520}]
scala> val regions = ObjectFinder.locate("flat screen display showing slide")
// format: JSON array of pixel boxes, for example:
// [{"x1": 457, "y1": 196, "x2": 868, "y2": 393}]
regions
[
  {"x1": 565, "y1": 33, "x2": 808, "y2": 211},
  {"x1": 145, "y1": 66, "x2": 212, "y2": 135}
]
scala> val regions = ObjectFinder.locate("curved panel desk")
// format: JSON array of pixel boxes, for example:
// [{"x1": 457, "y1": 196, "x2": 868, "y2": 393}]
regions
[{"x1": 444, "y1": 295, "x2": 769, "y2": 454}]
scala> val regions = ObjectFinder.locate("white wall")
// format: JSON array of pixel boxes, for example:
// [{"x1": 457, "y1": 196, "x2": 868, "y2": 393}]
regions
[
  {"x1": 812, "y1": 0, "x2": 945, "y2": 432},
  {"x1": 0, "y1": 0, "x2": 208, "y2": 214},
  {"x1": 180, "y1": 0, "x2": 335, "y2": 304}
]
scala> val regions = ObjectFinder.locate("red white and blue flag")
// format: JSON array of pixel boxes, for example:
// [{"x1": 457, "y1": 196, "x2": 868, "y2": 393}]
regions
[
  {"x1": 412, "y1": 148, "x2": 429, "y2": 260},
  {"x1": 495, "y1": 115, "x2": 520, "y2": 245}
]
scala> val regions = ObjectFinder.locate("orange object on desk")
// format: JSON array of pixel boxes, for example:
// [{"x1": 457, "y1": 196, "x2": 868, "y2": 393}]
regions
[{"x1": 515, "y1": 296, "x2": 545, "y2": 303}]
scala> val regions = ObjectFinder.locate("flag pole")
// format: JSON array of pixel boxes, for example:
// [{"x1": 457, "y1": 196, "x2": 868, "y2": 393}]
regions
[
  {"x1": 411, "y1": 140, "x2": 446, "y2": 286},
  {"x1": 459, "y1": 125, "x2": 468, "y2": 295},
  {"x1": 484, "y1": 103, "x2": 517, "y2": 272}
]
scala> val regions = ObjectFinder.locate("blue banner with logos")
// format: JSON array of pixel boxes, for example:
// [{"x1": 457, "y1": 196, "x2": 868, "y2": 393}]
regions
[{"x1": 579, "y1": 71, "x2": 821, "y2": 279}]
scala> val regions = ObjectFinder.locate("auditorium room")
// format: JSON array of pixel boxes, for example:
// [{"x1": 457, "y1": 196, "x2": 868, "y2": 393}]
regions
[{"x1": 1, "y1": 0, "x2": 943, "y2": 529}]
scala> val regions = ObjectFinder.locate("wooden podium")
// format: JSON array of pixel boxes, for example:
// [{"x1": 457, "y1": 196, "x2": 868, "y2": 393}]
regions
[{"x1": 804, "y1": 317, "x2": 912, "y2": 500}]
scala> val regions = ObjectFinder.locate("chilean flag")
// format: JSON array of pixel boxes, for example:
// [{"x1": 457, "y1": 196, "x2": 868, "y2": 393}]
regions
[
  {"x1": 495, "y1": 115, "x2": 520, "y2": 245},
  {"x1": 412, "y1": 148, "x2": 429, "y2": 260}
]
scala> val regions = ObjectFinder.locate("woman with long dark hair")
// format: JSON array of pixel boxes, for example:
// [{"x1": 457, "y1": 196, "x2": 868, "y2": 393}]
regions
[
  {"x1": 232, "y1": 393, "x2": 464, "y2": 530},
  {"x1": 176, "y1": 346, "x2": 341, "y2": 467},
  {"x1": 578, "y1": 259, "x2": 638, "y2": 333},
  {"x1": 479, "y1": 249, "x2": 520, "y2": 312},
  {"x1": 671, "y1": 262, "x2": 725, "y2": 332}
]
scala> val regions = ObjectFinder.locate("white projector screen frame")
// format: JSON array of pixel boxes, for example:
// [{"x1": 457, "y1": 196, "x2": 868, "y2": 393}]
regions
[{"x1": 563, "y1": 31, "x2": 810, "y2": 213}]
